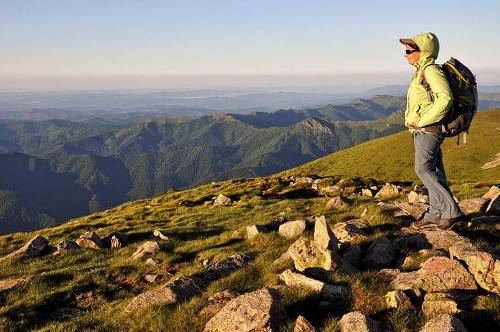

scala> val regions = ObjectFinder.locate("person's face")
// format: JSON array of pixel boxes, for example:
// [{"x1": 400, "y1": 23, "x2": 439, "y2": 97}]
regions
[{"x1": 404, "y1": 45, "x2": 420, "y2": 65}]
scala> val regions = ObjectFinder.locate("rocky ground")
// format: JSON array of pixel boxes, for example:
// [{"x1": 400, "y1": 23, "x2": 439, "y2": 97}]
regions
[{"x1": 0, "y1": 175, "x2": 498, "y2": 331}]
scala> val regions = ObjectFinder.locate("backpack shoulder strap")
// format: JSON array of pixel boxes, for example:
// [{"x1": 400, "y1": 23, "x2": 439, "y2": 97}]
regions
[{"x1": 419, "y1": 64, "x2": 436, "y2": 102}]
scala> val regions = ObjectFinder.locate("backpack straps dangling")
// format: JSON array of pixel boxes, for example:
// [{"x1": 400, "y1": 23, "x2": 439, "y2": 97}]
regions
[{"x1": 420, "y1": 68, "x2": 435, "y2": 102}]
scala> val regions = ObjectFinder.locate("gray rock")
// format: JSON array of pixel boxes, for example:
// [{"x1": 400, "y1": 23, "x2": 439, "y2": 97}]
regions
[
  {"x1": 213, "y1": 194, "x2": 232, "y2": 206},
  {"x1": 374, "y1": 183, "x2": 401, "y2": 199},
  {"x1": 486, "y1": 193, "x2": 500, "y2": 215},
  {"x1": 131, "y1": 241, "x2": 160, "y2": 260},
  {"x1": 362, "y1": 238, "x2": 396, "y2": 269},
  {"x1": 76, "y1": 232, "x2": 104, "y2": 250},
  {"x1": 332, "y1": 222, "x2": 367, "y2": 244},
  {"x1": 418, "y1": 314, "x2": 468, "y2": 332},
  {"x1": 325, "y1": 196, "x2": 350, "y2": 210},
  {"x1": 458, "y1": 198, "x2": 490, "y2": 216},
  {"x1": 279, "y1": 269, "x2": 348, "y2": 302},
  {"x1": 203, "y1": 288, "x2": 286, "y2": 332},
  {"x1": 421, "y1": 293, "x2": 462, "y2": 317},
  {"x1": 56, "y1": 240, "x2": 80, "y2": 251},
  {"x1": 145, "y1": 258, "x2": 160, "y2": 266},
  {"x1": 385, "y1": 290, "x2": 413, "y2": 309},
  {"x1": 339, "y1": 311, "x2": 380, "y2": 332},
  {"x1": 144, "y1": 274, "x2": 160, "y2": 283},
  {"x1": 201, "y1": 253, "x2": 252, "y2": 281},
  {"x1": 393, "y1": 228, "x2": 470, "y2": 251},
  {"x1": 246, "y1": 224, "x2": 269, "y2": 239},
  {"x1": 153, "y1": 229, "x2": 169, "y2": 240},
  {"x1": 341, "y1": 244, "x2": 362, "y2": 267},
  {"x1": 200, "y1": 290, "x2": 240, "y2": 317},
  {"x1": 482, "y1": 185, "x2": 500, "y2": 200},
  {"x1": 314, "y1": 215, "x2": 338, "y2": 251},
  {"x1": 0, "y1": 278, "x2": 25, "y2": 293},
  {"x1": 0, "y1": 235, "x2": 49, "y2": 261},
  {"x1": 408, "y1": 190, "x2": 429, "y2": 204},
  {"x1": 278, "y1": 219, "x2": 306, "y2": 239},
  {"x1": 394, "y1": 202, "x2": 428, "y2": 220}
]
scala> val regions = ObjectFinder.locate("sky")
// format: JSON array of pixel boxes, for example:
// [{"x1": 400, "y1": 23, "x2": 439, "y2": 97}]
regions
[{"x1": 1, "y1": 0, "x2": 500, "y2": 92}]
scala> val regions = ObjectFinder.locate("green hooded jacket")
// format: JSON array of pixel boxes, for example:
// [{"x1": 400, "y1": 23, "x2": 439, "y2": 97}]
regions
[{"x1": 404, "y1": 32, "x2": 453, "y2": 131}]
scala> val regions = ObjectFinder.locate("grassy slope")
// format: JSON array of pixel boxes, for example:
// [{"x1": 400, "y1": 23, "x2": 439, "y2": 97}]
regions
[
  {"x1": 282, "y1": 109, "x2": 500, "y2": 186},
  {"x1": 0, "y1": 110, "x2": 498, "y2": 331}
]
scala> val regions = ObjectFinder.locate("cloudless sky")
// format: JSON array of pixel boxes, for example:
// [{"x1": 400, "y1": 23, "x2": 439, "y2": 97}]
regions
[{"x1": 1, "y1": 0, "x2": 499, "y2": 91}]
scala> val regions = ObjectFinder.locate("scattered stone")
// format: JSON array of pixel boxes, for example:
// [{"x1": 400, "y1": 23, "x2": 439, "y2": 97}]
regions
[
  {"x1": 421, "y1": 293, "x2": 461, "y2": 317},
  {"x1": 486, "y1": 193, "x2": 500, "y2": 215},
  {"x1": 0, "y1": 235, "x2": 49, "y2": 261},
  {"x1": 126, "y1": 275, "x2": 206, "y2": 313},
  {"x1": 418, "y1": 314, "x2": 468, "y2": 332},
  {"x1": 294, "y1": 315, "x2": 317, "y2": 332},
  {"x1": 200, "y1": 290, "x2": 240, "y2": 317},
  {"x1": 394, "y1": 202, "x2": 428, "y2": 220},
  {"x1": 246, "y1": 224, "x2": 269, "y2": 239},
  {"x1": 374, "y1": 183, "x2": 401, "y2": 199},
  {"x1": 203, "y1": 288, "x2": 286, "y2": 332},
  {"x1": 0, "y1": 278, "x2": 25, "y2": 292},
  {"x1": 449, "y1": 240, "x2": 499, "y2": 294},
  {"x1": 458, "y1": 198, "x2": 490, "y2": 216},
  {"x1": 279, "y1": 269, "x2": 348, "y2": 302},
  {"x1": 482, "y1": 185, "x2": 500, "y2": 200},
  {"x1": 379, "y1": 268, "x2": 401, "y2": 280},
  {"x1": 338, "y1": 311, "x2": 380, "y2": 332},
  {"x1": 314, "y1": 215, "x2": 338, "y2": 251},
  {"x1": 145, "y1": 258, "x2": 160, "y2": 266},
  {"x1": 360, "y1": 208, "x2": 368, "y2": 218},
  {"x1": 76, "y1": 232, "x2": 104, "y2": 250},
  {"x1": 385, "y1": 290, "x2": 414, "y2": 309},
  {"x1": 278, "y1": 219, "x2": 306, "y2": 239},
  {"x1": 391, "y1": 257, "x2": 477, "y2": 293},
  {"x1": 332, "y1": 222, "x2": 367, "y2": 244},
  {"x1": 325, "y1": 196, "x2": 350, "y2": 210},
  {"x1": 144, "y1": 274, "x2": 160, "y2": 283},
  {"x1": 418, "y1": 249, "x2": 447, "y2": 257},
  {"x1": 213, "y1": 194, "x2": 232, "y2": 206},
  {"x1": 408, "y1": 190, "x2": 429, "y2": 204},
  {"x1": 361, "y1": 188, "x2": 373, "y2": 197},
  {"x1": 56, "y1": 240, "x2": 80, "y2": 251},
  {"x1": 201, "y1": 253, "x2": 252, "y2": 281},
  {"x1": 362, "y1": 238, "x2": 396, "y2": 269},
  {"x1": 153, "y1": 229, "x2": 169, "y2": 240},
  {"x1": 341, "y1": 244, "x2": 362, "y2": 267},
  {"x1": 394, "y1": 228, "x2": 469, "y2": 251},
  {"x1": 273, "y1": 251, "x2": 292, "y2": 266},
  {"x1": 131, "y1": 241, "x2": 160, "y2": 260}
]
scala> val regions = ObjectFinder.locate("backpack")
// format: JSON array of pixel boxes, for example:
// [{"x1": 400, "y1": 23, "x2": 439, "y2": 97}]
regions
[{"x1": 420, "y1": 58, "x2": 478, "y2": 143}]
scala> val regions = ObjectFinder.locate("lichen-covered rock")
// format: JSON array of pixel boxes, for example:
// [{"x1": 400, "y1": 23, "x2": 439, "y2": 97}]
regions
[
  {"x1": 391, "y1": 257, "x2": 477, "y2": 293},
  {"x1": 374, "y1": 183, "x2": 400, "y2": 199},
  {"x1": 482, "y1": 185, "x2": 500, "y2": 200},
  {"x1": 0, "y1": 235, "x2": 49, "y2": 261},
  {"x1": 203, "y1": 288, "x2": 286, "y2": 332},
  {"x1": 421, "y1": 293, "x2": 462, "y2": 317},
  {"x1": 200, "y1": 290, "x2": 240, "y2": 317},
  {"x1": 418, "y1": 314, "x2": 468, "y2": 332},
  {"x1": 393, "y1": 228, "x2": 470, "y2": 251},
  {"x1": 314, "y1": 215, "x2": 338, "y2": 251},
  {"x1": 385, "y1": 290, "x2": 413, "y2": 309},
  {"x1": 279, "y1": 269, "x2": 348, "y2": 302},
  {"x1": 449, "y1": 241, "x2": 499, "y2": 294},
  {"x1": 362, "y1": 238, "x2": 396, "y2": 269},
  {"x1": 408, "y1": 190, "x2": 429, "y2": 204},
  {"x1": 341, "y1": 244, "x2": 362, "y2": 267},
  {"x1": 486, "y1": 193, "x2": 500, "y2": 215},
  {"x1": 325, "y1": 196, "x2": 350, "y2": 210},
  {"x1": 56, "y1": 240, "x2": 80, "y2": 251},
  {"x1": 458, "y1": 198, "x2": 490, "y2": 216},
  {"x1": 278, "y1": 219, "x2": 306, "y2": 239},
  {"x1": 294, "y1": 315, "x2": 317, "y2": 332},
  {"x1": 361, "y1": 188, "x2": 374, "y2": 197},
  {"x1": 338, "y1": 311, "x2": 380, "y2": 332},
  {"x1": 200, "y1": 253, "x2": 252, "y2": 281},
  {"x1": 394, "y1": 202, "x2": 428, "y2": 220},
  {"x1": 332, "y1": 222, "x2": 367, "y2": 243},
  {"x1": 213, "y1": 194, "x2": 232, "y2": 206},
  {"x1": 131, "y1": 241, "x2": 160, "y2": 260},
  {"x1": 0, "y1": 278, "x2": 25, "y2": 293},
  {"x1": 126, "y1": 275, "x2": 206, "y2": 313},
  {"x1": 76, "y1": 232, "x2": 104, "y2": 250}
]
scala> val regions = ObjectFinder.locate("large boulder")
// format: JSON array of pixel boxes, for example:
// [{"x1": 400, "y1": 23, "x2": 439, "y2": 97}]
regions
[
  {"x1": 393, "y1": 228, "x2": 469, "y2": 251},
  {"x1": 278, "y1": 219, "x2": 306, "y2": 240},
  {"x1": 362, "y1": 238, "x2": 396, "y2": 269},
  {"x1": 421, "y1": 293, "x2": 462, "y2": 317},
  {"x1": 391, "y1": 257, "x2": 477, "y2": 294},
  {"x1": 200, "y1": 290, "x2": 240, "y2": 317},
  {"x1": 314, "y1": 215, "x2": 338, "y2": 251},
  {"x1": 279, "y1": 269, "x2": 348, "y2": 302},
  {"x1": 394, "y1": 202, "x2": 428, "y2": 220},
  {"x1": 203, "y1": 288, "x2": 286, "y2": 332},
  {"x1": 449, "y1": 241, "x2": 499, "y2": 294},
  {"x1": 458, "y1": 198, "x2": 490, "y2": 216},
  {"x1": 131, "y1": 241, "x2": 160, "y2": 260},
  {"x1": 126, "y1": 275, "x2": 206, "y2": 313},
  {"x1": 341, "y1": 244, "x2": 362, "y2": 268},
  {"x1": 338, "y1": 311, "x2": 380, "y2": 332},
  {"x1": 418, "y1": 314, "x2": 468, "y2": 332},
  {"x1": 0, "y1": 235, "x2": 49, "y2": 261}
]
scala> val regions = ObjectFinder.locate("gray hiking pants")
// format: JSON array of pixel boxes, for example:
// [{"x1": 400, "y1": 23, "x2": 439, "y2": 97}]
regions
[{"x1": 412, "y1": 130, "x2": 463, "y2": 222}]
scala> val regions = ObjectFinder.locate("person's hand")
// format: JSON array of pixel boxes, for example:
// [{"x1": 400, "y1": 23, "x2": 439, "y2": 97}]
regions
[{"x1": 407, "y1": 123, "x2": 419, "y2": 129}]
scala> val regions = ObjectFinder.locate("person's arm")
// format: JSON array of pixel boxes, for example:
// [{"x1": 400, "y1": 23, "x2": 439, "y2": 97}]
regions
[{"x1": 417, "y1": 65, "x2": 453, "y2": 128}]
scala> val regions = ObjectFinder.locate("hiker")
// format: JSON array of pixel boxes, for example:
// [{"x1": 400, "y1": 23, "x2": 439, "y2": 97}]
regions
[{"x1": 400, "y1": 32, "x2": 465, "y2": 230}]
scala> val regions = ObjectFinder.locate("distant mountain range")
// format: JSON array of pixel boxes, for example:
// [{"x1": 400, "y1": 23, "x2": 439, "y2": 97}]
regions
[{"x1": 0, "y1": 95, "x2": 406, "y2": 234}]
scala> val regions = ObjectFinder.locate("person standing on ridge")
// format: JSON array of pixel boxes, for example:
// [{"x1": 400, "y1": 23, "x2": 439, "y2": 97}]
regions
[{"x1": 400, "y1": 32, "x2": 465, "y2": 230}]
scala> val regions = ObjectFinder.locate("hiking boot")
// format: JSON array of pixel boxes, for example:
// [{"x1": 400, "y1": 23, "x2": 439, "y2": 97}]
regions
[
  {"x1": 439, "y1": 216, "x2": 468, "y2": 230},
  {"x1": 411, "y1": 219, "x2": 439, "y2": 230}
]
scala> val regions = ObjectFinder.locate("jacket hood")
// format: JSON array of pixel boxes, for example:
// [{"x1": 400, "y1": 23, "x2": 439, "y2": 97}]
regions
[{"x1": 410, "y1": 32, "x2": 439, "y2": 71}]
